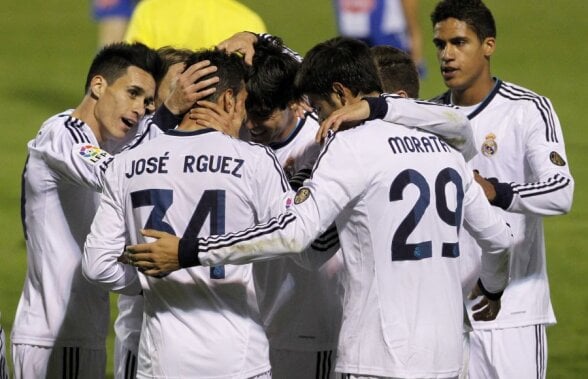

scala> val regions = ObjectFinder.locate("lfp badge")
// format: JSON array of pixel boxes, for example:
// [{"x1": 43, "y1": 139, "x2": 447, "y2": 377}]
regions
[{"x1": 79, "y1": 144, "x2": 109, "y2": 164}]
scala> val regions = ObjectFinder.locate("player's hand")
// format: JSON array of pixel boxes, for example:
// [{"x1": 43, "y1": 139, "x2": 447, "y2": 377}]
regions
[
  {"x1": 188, "y1": 97, "x2": 243, "y2": 138},
  {"x1": 468, "y1": 282, "x2": 501, "y2": 321},
  {"x1": 125, "y1": 229, "x2": 181, "y2": 277},
  {"x1": 164, "y1": 60, "x2": 219, "y2": 115},
  {"x1": 473, "y1": 170, "x2": 497, "y2": 202},
  {"x1": 217, "y1": 31, "x2": 258, "y2": 65},
  {"x1": 290, "y1": 99, "x2": 313, "y2": 119},
  {"x1": 316, "y1": 99, "x2": 370, "y2": 144}
]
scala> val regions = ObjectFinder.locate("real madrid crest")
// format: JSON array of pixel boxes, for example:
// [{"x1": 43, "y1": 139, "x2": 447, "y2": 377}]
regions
[
  {"x1": 549, "y1": 151, "x2": 566, "y2": 166},
  {"x1": 481, "y1": 133, "x2": 498, "y2": 157},
  {"x1": 294, "y1": 187, "x2": 311, "y2": 204}
]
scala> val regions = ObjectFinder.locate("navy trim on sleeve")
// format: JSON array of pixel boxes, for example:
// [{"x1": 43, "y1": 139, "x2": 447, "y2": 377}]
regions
[{"x1": 178, "y1": 237, "x2": 201, "y2": 268}]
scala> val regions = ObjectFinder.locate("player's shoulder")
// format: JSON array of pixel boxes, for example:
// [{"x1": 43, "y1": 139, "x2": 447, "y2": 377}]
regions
[
  {"x1": 496, "y1": 80, "x2": 552, "y2": 105},
  {"x1": 33, "y1": 110, "x2": 94, "y2": 145}
]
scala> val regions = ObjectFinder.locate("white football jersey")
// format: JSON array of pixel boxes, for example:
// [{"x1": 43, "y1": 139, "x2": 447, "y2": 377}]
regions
[
  {"x1": 254, "y1": 115, "x2": 345, "y2": 351},
  {"x1": 193, "y1": 121, "x2": 512, "y2": 377},
  {"x1": 84, "y1": 128, "x2": 292, "y2": 378},
  {"x1": 435, "y1": 80, "x2": 574, "y2": 330},
  {"x1": 12, "y1": 110, "x2": 113, "y2": 348}
]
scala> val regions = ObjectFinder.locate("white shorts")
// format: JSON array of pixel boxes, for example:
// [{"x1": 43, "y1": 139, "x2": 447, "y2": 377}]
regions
[
  {"x1": 341, "y1": 375, "x2": 457, "y2": 379},
  {"x1": 270, "y1": 348, "x2": 340, "y2": 379},
  {"x1": 12, "y1": 344, "x2": 106, "y2": 379},
  {"x1": 468, "y1": 324, "x2": 547, "y2": 379},
  {"x1": 0, "y1": 325, "x2": 8, "y2": 379}
]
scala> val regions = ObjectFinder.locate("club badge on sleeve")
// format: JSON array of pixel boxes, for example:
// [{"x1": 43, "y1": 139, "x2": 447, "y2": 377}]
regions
[
  {"x1": 481, "y1": 133, "x2": 497, "y2": 157},
  {"x1": 549, "y1": 151, "x2": 566, "y2": 166},
  {"x1": 294, "y1": 187, "x2": 311, "y2": 204},
  {"x1": 77, "y1": 144, "x2": 111, "y2": 165}
]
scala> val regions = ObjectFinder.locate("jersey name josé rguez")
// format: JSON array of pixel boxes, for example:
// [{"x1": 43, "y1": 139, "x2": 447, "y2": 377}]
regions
[{"x1": 84, "y1": 128, "x2": 291, "y2": 378}]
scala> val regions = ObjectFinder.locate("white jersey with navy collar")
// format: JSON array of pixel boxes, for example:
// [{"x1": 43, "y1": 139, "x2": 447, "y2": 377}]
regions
[
  {"x1": 435, "y1": 79, "x2": 574, "y2": 329},
  {"x1": 255, "y1": 115, "x2": 345, "y2": 352},
  {"x1": 192, "y1": 120, "x2": 512, "y2": 377},
  {"x1": 83, "y1": 128, "x2": 292, "y2": 378},
  {"x1": 13, "y1": 110, "x2": 114, "y2": 349}
]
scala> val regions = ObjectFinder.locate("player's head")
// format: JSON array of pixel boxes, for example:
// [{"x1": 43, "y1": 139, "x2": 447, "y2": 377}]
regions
[
  {"x1": 156, "y1": 46, "x2": 194, "y2": 108},
  {"x1": 430, "y1": 0, "x2": 496, "y2": 91},
  {"x1": 245, "y1": 38, "x2": 302, "y2": 144},
  {"x1": 83, "y1": 42, "x2": 165, "y2": 142},
  {"x1": 185, "y1": 49, "x2": 248, "y2": 133},
  {"x1": 295, "y1": 37, "x2": 382, "y2": 122},
  {"x1": 371, "y1": 45, "x2": 420, "y2": 98}
]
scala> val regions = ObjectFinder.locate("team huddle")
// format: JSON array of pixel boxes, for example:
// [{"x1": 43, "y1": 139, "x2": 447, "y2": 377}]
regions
[{"x1": 8, "y1": 0, "x2": 574, "y2": 378}]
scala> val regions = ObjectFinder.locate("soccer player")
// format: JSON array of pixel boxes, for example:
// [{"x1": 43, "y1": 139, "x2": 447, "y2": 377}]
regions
[
  {"x1": 83, "y1": 49, "x2": 284, "y2": 378},
  {"x1": 429, "y1": 1, "x2": 574, "y2": 378},
  {"x1": 11, "y1": 42, "x2": 164, "y2": 379},
  {"x1": 111, "y1": 46, "x2": 219, "y2": 379},
  {"x1": 127, "y1": 37, "x2": 513, "y2": 378}
]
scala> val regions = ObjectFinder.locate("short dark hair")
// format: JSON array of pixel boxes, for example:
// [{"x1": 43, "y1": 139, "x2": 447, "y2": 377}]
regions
[
  {"x1": 84, "y1": 42, "x2": 165, "y2": 92},
  {"x1": 431, "y1": 0, "x2": 496, "y2": 42},
  {"x1": 246, "y1": 38, "x2": 302, "y2": 120},
  {"x1": 184, "y1": 49, "x2": 247, "y2": 103},
  {"x1": 157, "y1": 46, "x2": 194, "y2": 72},
  {"x1": 295, "y1": 37, "x2": 382, "y2": 101},
  {"x1": 371, "y1": 45, "x2": 420, "y2": 98}
]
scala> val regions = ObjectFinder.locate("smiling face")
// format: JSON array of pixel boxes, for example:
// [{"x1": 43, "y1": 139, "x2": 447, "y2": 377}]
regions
[
  {"x1": 245, "y1": 107, "x2": 298, "y2": 145},
  {"x1": 433, "y1": 18, "x2": 495, "y2": 103},
  {"x1": 92, "y1": 66, "x2": 156, "y2": 142}
]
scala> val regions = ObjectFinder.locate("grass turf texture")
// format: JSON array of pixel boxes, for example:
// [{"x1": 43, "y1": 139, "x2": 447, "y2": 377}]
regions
[{"x1": 0, "y1": 0, "x2": 585, "y2": 377}]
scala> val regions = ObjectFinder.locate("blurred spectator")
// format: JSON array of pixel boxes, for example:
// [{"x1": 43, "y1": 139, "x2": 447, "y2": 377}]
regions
[
  {"x1": 334, "y1": 0, "x2": 426, "y2": 76},
  {"x1": 92, "y1": 0, "x2": 138, "y2": 47},
  {"x1": 124, "y1": 0, "x2": 267, "y2": 49}
]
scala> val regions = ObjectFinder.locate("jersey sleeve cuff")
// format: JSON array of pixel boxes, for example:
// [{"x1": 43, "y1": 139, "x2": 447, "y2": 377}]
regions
[
  {"x1": 152, "y1": 104, "x2": 182, "y2": 131},
  {"x1": 477, "y1": 278, "x2": 504, "y2": 301},
  {"x1": 363, "y1": 96, "x2": 388, "y2": 121},
  {"x1": 178, "y1": 237, "x2": 201, "y2": 268},
  {"x1": 487, "y1": 178, "x2": 514, "y2": 210}
]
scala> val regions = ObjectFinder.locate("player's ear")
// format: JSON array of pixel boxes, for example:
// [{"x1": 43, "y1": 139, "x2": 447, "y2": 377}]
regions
[
  {"x1": 89, "y1": 75, "x2": 107, "y2": 100},
  {"x1": 482, "y1": 37, "x2": 496, "y2": 58},
  {"x1": 332, "y1": 82, "x2": 347, "y2": 106},
  {"x1": 394, "y1": 89, "x2": 409, "y2": 98},
  {"x1": 222, "y1": 89, "x2": 235, "y2": 113}
]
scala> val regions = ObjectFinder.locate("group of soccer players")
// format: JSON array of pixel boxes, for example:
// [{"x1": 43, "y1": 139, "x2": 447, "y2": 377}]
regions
[{"x1": 9, "y1": 0, "x2": 574, "y2": 378}]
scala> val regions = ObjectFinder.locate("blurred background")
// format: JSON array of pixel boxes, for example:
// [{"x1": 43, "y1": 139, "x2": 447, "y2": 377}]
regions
[{"x1": 0, "y1": 0, "x2": 586, "y2": 377}]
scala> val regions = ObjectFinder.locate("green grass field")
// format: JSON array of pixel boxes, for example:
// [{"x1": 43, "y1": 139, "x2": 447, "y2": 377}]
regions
[{"x1": 0, "y1": 0, "x2": 586, "y2": 377}]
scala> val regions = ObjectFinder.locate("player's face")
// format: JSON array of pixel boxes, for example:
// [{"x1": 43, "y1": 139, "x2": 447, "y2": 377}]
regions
[
  {"x1": 433, "y1": 18, "x2": 494, "y2": 91},
  {"x1": 307, "y1": 93, "x2": 341, "y2": 124},
  {"x1": 156, "y1": 62, "x2": 185, "y2": 108},
  {"x1": 94, "y1": 66, "x2": 156, "y2": 141},
  {"x1": 245, "y1": 108, "x2": 296, "y2": 145}
]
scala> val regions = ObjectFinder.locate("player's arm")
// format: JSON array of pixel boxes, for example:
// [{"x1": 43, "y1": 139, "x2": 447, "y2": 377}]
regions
[
  {"x1": 474, "y1": 98, "x2": 574, "y2": 216},
  {"x1": 82, "y1": 159, "x2": 142, "y2": 295},
  {"x1": 318, "y1": 94, "x2": 477, "y2": 161},
  {"x1": 462, "y1": 170, "x2": 513, "y2": 321},
  {"x1": 128, "y1": 135, "x2": 362, "y2": 275}
]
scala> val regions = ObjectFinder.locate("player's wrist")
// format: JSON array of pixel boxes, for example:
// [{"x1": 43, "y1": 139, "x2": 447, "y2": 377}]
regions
[
  {"x1": 477, "y1": 278, "x2": 504, "y2": 301},
  {"x1": 487, "y1": 178, "x2": 514, "y2": 210},
  {"x1": 362, "y1": 96, "x2": 388, "y2": 121},
  {"x1": 178, "y1": 237, "x2": 201, "y2": 267}
]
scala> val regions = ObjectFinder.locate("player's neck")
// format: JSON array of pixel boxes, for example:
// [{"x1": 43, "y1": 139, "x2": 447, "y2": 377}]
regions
[
  {"x1": 450, "y1": 76, "x2": 495, "y2": 106},
  {"x1": 72, "y1": 96, "x2": 102, "y2": 143}
]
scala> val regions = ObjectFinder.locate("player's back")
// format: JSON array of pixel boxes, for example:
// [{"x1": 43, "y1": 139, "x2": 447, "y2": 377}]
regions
[
  {"x1": 112, "y1": 128, "x2": 288, "y2": 378},
  {"x1": 320, "y1": 120, "x2": 470, "y2": 377}
]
